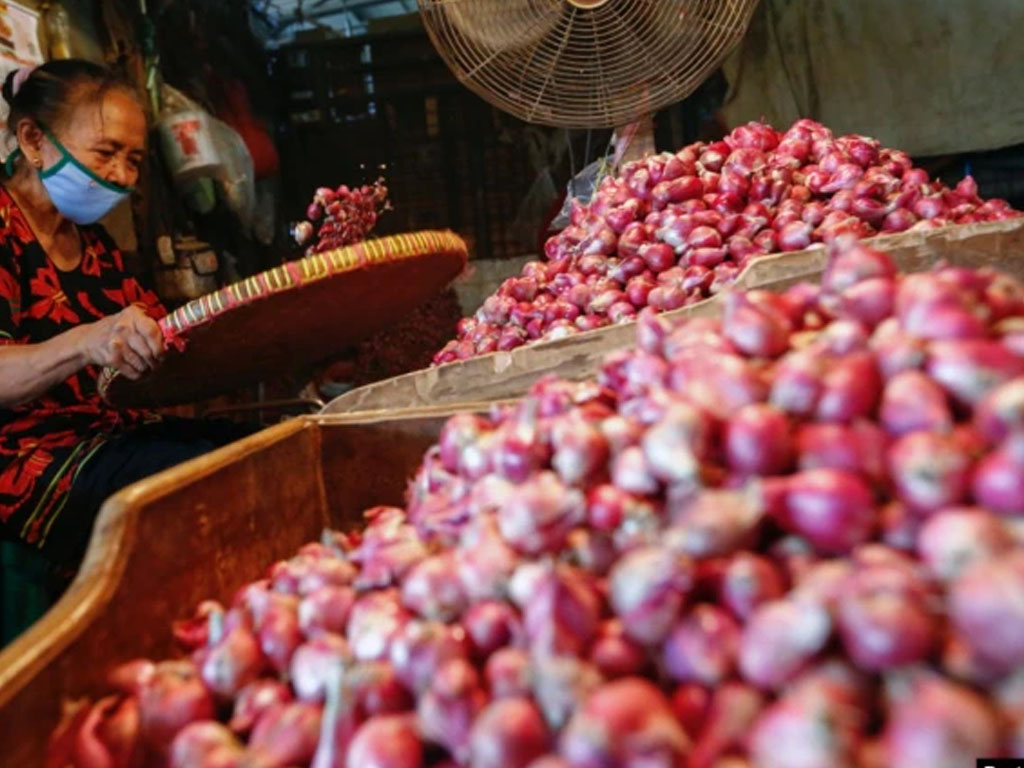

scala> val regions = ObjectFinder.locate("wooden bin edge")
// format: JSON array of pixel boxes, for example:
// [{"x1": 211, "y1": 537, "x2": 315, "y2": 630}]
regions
[
  {"x1": 0, "y1": 418, "x2": 313, "y2": 710},
  {"x1": 0, "y1": 402, "x2": 494, "y2": 713}
]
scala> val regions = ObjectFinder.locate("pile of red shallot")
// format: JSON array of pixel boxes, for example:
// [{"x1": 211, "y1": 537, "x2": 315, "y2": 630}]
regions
[
  {"x1": 292, "y1": 179, "x2": 390, "y2": 256},
  {"x1": 51, "y1": 238, "x2": 1024, "y2": 768},
  {"x1": 434, "y1": 119, "x2": 1020, "y2": 364}
]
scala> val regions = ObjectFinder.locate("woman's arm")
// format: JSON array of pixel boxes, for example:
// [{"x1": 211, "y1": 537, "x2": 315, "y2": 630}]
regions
[
  {"x1": 0, "y1": 305, "x2": 164, "y2": 408},
  {"x1": 0, "y1": 323, "x2": 92, "y2": 406}
]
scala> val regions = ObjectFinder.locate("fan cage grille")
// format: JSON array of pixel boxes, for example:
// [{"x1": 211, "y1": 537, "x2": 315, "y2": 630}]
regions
[{"x1": 417, "y1": 0, "x2": 758, "y2": 129}]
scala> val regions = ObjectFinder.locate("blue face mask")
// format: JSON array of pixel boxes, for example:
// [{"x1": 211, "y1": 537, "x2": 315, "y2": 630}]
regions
[{"x1": 5, "y1": 126, "x2": 133, "y2": 225}]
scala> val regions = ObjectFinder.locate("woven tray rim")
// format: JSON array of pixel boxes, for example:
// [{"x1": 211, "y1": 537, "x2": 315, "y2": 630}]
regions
[{"x1": 98, "y1": 229, "x2": 468, "y2": 403}]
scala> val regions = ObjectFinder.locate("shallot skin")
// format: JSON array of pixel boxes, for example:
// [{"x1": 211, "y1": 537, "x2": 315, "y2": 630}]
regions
[
  {"x1": 293, "y1": 179, "x2": 389, "y2": 255},
  {"x1": 435, "y1": 120, "x2": 1016, "y2": 365}
]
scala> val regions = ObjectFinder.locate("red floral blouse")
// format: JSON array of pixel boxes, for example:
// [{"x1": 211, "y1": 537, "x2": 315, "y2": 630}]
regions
[{"x1": 0, "y1": 184, "x2": 165, "y2": 551}]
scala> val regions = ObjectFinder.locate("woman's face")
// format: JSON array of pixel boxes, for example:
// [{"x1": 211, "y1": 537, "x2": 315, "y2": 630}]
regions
[{"x1": 42, "y1": 88, "x2": 146, "y2": 188}]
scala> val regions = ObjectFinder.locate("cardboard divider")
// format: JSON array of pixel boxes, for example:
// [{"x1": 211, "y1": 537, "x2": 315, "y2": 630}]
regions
[{"x1": 323, "y1": 219, "x2": 1024, "y2": 416}]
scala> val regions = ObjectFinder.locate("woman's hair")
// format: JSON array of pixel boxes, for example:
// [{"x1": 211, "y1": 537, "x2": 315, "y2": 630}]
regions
[{"x1": 1, "y1": 59, "x2": 137, "y2": 132}]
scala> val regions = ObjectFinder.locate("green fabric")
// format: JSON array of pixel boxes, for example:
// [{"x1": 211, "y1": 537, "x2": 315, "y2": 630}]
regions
[
  {"x1": 4, "y1": 148, "x2": 21, "y2": 177},
  {"x1": 184, "y1": 178, "x2": 217, "y2": 214},
  {"x1": 722, "y1": 0, "x2": 1024, "y2": 156},
  {"x1": 0, "y1": 539, "x2": 66, "y2": 647}
]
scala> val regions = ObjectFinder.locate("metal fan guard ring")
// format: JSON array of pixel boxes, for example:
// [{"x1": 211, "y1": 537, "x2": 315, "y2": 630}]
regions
[{"x1": 417, "y1": 0, "x2": 759, "y2": 129}]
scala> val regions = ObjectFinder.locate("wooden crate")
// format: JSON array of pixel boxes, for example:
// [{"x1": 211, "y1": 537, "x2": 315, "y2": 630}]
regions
[
  {"x1": 323, "y1": 218, "x2": 1024, "y2": 415},
  {"x1": 0, "y1": 405, "x2": 490, "y2": 768}
]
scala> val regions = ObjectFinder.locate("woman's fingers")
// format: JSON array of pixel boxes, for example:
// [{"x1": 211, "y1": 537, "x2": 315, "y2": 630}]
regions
[
  {"x1": 83, "y1": 307, "x2": 166, "y2": 375},
  {"x1": 129, "y1": 309, "x2": 165, "y2": 361},
  {"x1": 110, "y1": 337, "x2": 147, "y2": 379},
  {"x1": 109, "y1": 307, "x2": 164, "y2": 373},
  {"x1": 117, "y1": 363, "x2": 142, "y2": 381},
  {"x1": 123, "y1": 327, "x2": 160, "y2": 371}
]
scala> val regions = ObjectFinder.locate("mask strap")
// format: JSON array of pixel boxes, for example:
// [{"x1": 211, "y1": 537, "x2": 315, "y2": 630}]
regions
[
  {"x1": 38, "y1": 123, "x2": 134, "y2": 194},
  {"x1": 4, "y1": 148, "x2": 21, "y2": 176},
  {"x1": 3, "y1": 120, "x2": 51, "y2": 176},
  {"x1": 39, "y1": 124, "x2": 67, "y2": 156}
]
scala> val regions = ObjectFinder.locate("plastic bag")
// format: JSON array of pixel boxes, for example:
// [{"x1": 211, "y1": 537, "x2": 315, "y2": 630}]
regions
[
  {"x1": 550, "y1": 122, "x2": 652, "y2": 231},
  {"x1": 156, "y1": 86, "x2": 222, "y2": 183},
  {"x1": 251, "y1": 179, "x2": 277, "y2": 246},
  {"x1": 512, "y1": 167, "x2": 559, "y2": 251},
  {"x1": 550, "y1": 155, "x2": 613, "y2": 231},
  {"x1": 207, "y1": 116, "x2": 256, "y2": 236},
  {"x1": 156, "y1": 85, "x2": 256, "y2": 236}
]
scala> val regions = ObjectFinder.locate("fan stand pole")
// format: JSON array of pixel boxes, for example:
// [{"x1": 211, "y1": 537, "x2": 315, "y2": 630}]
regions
[{"x1": 613, "y1": 115, "x2": 656, "y2": 167}]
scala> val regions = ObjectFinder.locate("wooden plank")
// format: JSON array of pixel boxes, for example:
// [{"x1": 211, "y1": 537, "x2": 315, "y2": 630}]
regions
[
  {"x1": 737, "y1": 215, "x2": 1024, "y2": 290},
  {"x1": 323, "y1": 218, "x2": 1024, "y2": 415}
]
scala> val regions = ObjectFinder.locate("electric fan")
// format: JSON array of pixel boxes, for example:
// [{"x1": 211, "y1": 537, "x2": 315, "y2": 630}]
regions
[{"x1": 417, "y1": 0, "x2": 758, "y2": 151}]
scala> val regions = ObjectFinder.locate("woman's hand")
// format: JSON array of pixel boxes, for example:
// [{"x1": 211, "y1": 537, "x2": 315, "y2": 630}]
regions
[
  {"x1": 0, "y1": 305, "x2": 165, "y2": 408},
  {"x1": 79, "y1": 305, "x2": 164, "y2": 380}
]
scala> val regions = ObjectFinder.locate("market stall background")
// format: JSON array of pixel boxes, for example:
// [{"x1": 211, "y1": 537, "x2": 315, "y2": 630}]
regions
[
  {"x1": 2, "y1": 0, "x2": 1024, "y2": 765},
  {"x1": 721, "y1": 0, "x2": 1024, "y2": 206},
  {"x1": 10, "y1": 1, "x2": 1024, "y2": 401}
]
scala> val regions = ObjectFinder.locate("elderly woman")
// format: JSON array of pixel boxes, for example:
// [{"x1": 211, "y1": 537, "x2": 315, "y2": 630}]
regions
[{"x1": 0, "y1": 60, "x2": 249, "y2": 643}]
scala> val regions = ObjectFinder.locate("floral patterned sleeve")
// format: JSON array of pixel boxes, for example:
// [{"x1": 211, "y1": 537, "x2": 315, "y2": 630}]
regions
[
  {"x1": 0, "y1": 249, "x2": 21, "y2": 346},
  {"x1": 84, "y1": 224, "x2": 167, "y2": 322}
]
